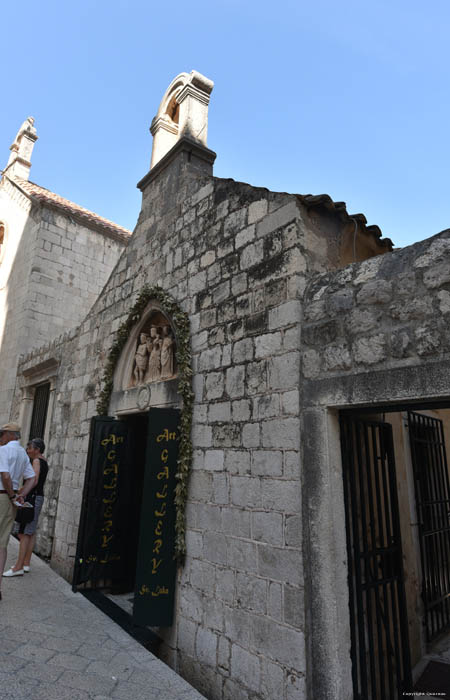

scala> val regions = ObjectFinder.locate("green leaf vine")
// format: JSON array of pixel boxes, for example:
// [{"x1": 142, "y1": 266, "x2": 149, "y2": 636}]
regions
[{"x1": 96, "y1": 285, "x2": 193, "y2": 562}]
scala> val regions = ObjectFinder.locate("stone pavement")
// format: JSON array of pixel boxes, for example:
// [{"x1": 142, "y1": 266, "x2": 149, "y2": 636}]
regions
[{"x1": 0, "y1": 537, "x2": 205, "y2": 700}]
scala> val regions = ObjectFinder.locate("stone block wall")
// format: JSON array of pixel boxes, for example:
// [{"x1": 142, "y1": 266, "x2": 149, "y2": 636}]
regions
[
  {"x1": 302, "y1": 229, "x2": 450, "y2": 383},
  {"x1": 0, "y1": 177, "x2": 128, "y2": 425},
  {"x1": 30, "y1": 208, "x2": 126, "y2": 343},
  {"x1": 15, "y1": 150, "x2": 312, "y2": 699},
  {"x1": 13, "y1": 145, "x2": 395, "y2": 699}
]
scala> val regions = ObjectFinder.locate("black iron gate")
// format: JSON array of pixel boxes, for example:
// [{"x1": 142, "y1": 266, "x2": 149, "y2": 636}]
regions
[
  {"x1": 408, "y1": 411, "x2": 450, "y2": 642},
  {"x1": 340, "y1": 414, "x2": 412, "y2": 699},
  {"x1": 29, "y1": 382, "x2": 50, "y2": 440}
]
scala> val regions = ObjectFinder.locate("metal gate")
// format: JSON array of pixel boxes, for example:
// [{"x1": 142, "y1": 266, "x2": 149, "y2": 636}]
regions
[
  {"x1": 340, "y1": 414, "x2": 412, "y2": 699},
  {"x1": 29, "y1": 382, "x2": 50, "y2": 440},
  {"x1": 408, "y1": 411, "x2": 450, "y2": 642}
]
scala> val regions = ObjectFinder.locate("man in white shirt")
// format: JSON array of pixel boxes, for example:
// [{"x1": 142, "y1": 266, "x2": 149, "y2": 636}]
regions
[{"x1": 0, "y1": 423, "x2": 36, "y2": 599}]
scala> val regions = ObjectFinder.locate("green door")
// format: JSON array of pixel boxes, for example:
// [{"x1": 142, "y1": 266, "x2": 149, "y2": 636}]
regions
[
  {"x1": 73, "y1": 416, "x2": 133, "y2": 590},
  {"x1": 133, "y1": 407, "x2": 180, "y2": 626}
]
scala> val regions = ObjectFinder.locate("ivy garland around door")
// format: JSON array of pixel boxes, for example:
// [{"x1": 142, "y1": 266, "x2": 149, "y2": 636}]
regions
[{"x1": 96, "y1": 284, "x2": 193, "y2": 562}]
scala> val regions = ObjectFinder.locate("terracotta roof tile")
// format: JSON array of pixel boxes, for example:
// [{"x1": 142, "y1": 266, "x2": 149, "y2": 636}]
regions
[
  {"x1": 296, "y1": 193, "x2": 393, "y2": 249},
  {"x1": 11, "y1": 177, "x2": 132, "y2": 242}
]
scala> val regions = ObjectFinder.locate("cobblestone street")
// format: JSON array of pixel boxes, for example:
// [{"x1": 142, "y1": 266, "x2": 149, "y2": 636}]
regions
[{"x1": 0, "y1": 537, "x2": 205, "y2": 700}]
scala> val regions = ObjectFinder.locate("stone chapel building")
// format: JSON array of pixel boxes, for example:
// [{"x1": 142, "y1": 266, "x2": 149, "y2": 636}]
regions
[{"x1": 3, "y1": 71, "x2": 450, "y2": 700}]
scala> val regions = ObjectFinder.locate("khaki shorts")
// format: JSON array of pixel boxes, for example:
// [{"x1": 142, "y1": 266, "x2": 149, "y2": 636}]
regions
[{"x1": 0, "y1": 494, "x2": 15, "y2": 547}]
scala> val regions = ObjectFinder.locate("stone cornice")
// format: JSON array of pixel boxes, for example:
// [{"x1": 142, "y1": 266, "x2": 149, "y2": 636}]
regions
[{"x1": 137, "y1": 136, "x2": 216, "y2": 192}]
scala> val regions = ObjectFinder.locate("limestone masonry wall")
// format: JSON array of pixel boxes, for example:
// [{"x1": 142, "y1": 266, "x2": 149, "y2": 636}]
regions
[
  {"x1": 15, "y1": 155, "x2": 315, "y2": 699},
  {"x1": 302, "y1": 229, "x2": 450, "y2": 381},
  {"x1": 13, "y1": 147, "x2": 408, "y2": 700}
]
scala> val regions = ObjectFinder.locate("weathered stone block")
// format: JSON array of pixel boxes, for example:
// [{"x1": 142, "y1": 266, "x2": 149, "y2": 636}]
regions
[
  {"x1": 285, "y1": 514, "x2": 302, "y2": 547},
  {"x1": 356, "y1": 279, "x2": 392, "y2": 305},
  {"x1": 209, "y1": 401, "x2": 231, "y2": 422},
  {"x1": 213, "y1": 423, "x2": 241, "y2": 447},
  {"x1": 284, "y1": 585, "x2": 304, "y2": 629},
  {"x1": 268, "y1": 300, "x2": 301, "y2": 330},
  {"x1": 254, "y1": 332, "x2": 282, "y2": 359},
  {"x1": 301, "y1": 349, "x2": 322, "y2": 378},
  {"x1": 353, "y1": 334, "x2": 386, "y2": 365},
  {"x1": 231, "y1": 272, "x2": 248, "y2": 296},
  {"x1": 252, "y1": 511, "x2": 283, "y2": 545},
  {"x1": 324, "y1": 343, "x2": 352, "y2": 371},
  {"x1": 253, "y1": 394, "x2": 280, "y2": 419},
  {"x1": 242, "y1": 423, "x2": 260, "y2": 447},
  {"x1": 258, "y1": 545, "x2": 303, "y2": 586},
  {"x1": 346, "y1": 308, "x2": 381, "y2": 334},
  {"x1": 251, "y1": 615, "x2": 305, "y2": 669},
  {"x1": 248, "y1": 199, "x2": 268, "y2": 224},
  {"x1": 261, "y1": 659, "x2": 285, "y2": 700},
  {"x1": 225, "y1": 450, "x2": 251, "y2": 475},
  {"x1": 230, "y1": 476, "x2": 262, "y2": 508},
  {"x1": 222, "y1": 507, "x2": 251, "y2": 538},
  {"x1": 227, "y1": 537, "x2": 258, "y2": 573},
  {"x1": 423, "y1": 261, "x2": 450, "y2": 289},
  {"x1": 226, "y1": 365, "x2": 245, "y2": 398},
  {"x1": 240, "y1": 240, "x2": 264, "y2": 270},
  {"x1": 205, "y1": 371, "x2": 224, "y2": 400},
  {"x1": 261, "y1": 418, "x2": 300, "y2": 449},
  {"x1": 196, "y1": 627, "x2": 218, "y2": 667},
  {"x1": 236, "y1": 224, "x2": 256, "y2": 249},
  {"x1": 212, "y1": 280, "x2": 230, "y2": 304},
  {"x1": 231, "y1": 399, "x2": 251, "y2": 422},
  {"x1": 251, "y1": 449, "x2": 283, "y2": 477},
  {"x1": 235, "y1": 573, "x2": 267, "y2": 613},
  {"x1": 261, "y1": 479, "x2": 301, "y2": 512},
  {"x1": 231, "y1": 644, "x2": 261, "y2": 692},
  {"x1": 415, "y1": 325, "x2": 441, "y2": 356},
  {"x1": 268, "y1": 353, "x2": 299, "y2": 390},
  {"x1": 256, "y1": 201, "x2": 298, "y2": 238},
  {"x1": 390, "y1": 330, "x2": 412, "y2": 358},
  {"x1": 232, "y1": 338, "x2": 254, "y2": 363},
  {"x1": 286, "y1": 673, "x2": 306, "y2": 700},
  {"x1": 215, "y1": 567, "x2": 235, "y2": 603},
  {"x1": 204, "y1": 531, "x2": 227, "y2": 565},
  {"x1": 204, "y1": 450, "x2": 225, "y2": 471},
  {"x1": 212, "y1": 472, "x2": 229, "y2": 505}
]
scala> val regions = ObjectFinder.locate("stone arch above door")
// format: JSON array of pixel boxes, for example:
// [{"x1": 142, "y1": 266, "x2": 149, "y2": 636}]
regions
[{"x1": 109, "y1": 302, "x2": 180, "y2": 415}]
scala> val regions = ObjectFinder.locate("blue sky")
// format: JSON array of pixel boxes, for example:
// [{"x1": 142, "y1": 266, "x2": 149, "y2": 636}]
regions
[{"x1": 1, "y1": 0, "x2": 449, "y2": 248}]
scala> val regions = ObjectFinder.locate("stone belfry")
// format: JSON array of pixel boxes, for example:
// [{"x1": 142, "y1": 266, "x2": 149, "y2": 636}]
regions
[
  {"x1": 4, "y1": 117, "x2": 38, "y2": 180},
  {"x1": 149, "y1": 71, "x2": 214, "y2": 168}
]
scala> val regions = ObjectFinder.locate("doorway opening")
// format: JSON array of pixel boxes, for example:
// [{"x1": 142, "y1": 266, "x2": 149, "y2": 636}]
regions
[
  {"x1": 340, "y1": 402, "x2": 450, "y2": 699},
  {"x1": 103, "y1": 412, "x2": 147, "y2": 615},
  {"x1": 73, "y1": 407, "x2": 180, "y2": 638}
]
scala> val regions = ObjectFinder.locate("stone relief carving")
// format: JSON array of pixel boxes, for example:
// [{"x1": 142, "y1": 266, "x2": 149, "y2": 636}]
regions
[{"x1": 131, "y1": 314, "x2": 176, "y2": 386}]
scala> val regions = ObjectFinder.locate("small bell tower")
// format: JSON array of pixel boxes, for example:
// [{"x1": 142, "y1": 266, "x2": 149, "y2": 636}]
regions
[
  {"x1": 4, "y1": 117, "x2": 38, "y2": 180},
  {"x1": 150, "y1": 71, "x2": 213, "y2": 169}
]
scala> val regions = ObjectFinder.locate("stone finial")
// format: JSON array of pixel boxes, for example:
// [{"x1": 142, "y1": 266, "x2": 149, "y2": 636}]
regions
[
  {"x1": 150, "y1": 71, "x2": 214, "y2": 168},
  {"x1": 4, "y1": 117, "x2": 38, "y2": 180}
]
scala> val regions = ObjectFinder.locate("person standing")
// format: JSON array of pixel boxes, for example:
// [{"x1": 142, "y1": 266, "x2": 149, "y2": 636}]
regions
[
  {"x1": 4, "y1": 438, "x2": 49, "y2": 576},
  {"x1": 0, "y1": 423, "x2": 36, "y2": 600}
]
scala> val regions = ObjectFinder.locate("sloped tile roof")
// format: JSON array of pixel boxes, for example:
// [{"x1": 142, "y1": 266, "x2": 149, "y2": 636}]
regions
[
  {"x1": 297, "y1": 193, "x2": 393, "y2": 249},
  {"x1": 11, "y1": 177, "x2": 132, "y2": 242}
]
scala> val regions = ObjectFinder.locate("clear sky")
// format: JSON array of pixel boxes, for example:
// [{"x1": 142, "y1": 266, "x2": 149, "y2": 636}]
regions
[{"x1": 1, "y1": 0, "x2": 448, "y2": 248}]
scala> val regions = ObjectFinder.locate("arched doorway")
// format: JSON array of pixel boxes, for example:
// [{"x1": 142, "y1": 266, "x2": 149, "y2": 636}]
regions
[{"x1": 72, "y1": 306, "x2": 182, "y2": 628}]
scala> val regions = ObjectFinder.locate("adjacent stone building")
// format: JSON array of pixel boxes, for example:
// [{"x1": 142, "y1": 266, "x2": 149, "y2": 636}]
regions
[
  {"x1": 5, "y1": 72, "x2": 450, "y2": 699},
  {"x1": 0, "y1": 118, "x2": 130, "y2": 430}
]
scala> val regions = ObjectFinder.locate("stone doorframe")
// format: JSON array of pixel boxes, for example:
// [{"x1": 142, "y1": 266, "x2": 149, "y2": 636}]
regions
[
  {"x1": 301, "y1": 359, "x2": 450, "y2": 700},
  {"x1": 18, "y1": 356, "x2": 58, "y2": 447}
]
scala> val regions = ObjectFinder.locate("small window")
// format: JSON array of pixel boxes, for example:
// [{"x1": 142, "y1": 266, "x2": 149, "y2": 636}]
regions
[{"x1": 29, "y1": 383, "x2": 50, "y2": 440}]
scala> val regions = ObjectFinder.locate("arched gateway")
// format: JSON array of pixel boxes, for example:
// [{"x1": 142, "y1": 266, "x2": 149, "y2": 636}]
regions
[{"x1": 72, "y1": 301, "x2": 184, "y2": 627}]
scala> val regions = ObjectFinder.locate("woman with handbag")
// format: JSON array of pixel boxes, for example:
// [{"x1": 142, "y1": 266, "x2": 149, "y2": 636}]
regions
[{"x1": 3, "y1": 438, "x2": 48, "y2": 577}]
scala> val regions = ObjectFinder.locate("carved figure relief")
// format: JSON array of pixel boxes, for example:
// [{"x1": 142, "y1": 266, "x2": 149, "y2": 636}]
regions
[{"x1": 131, "y1": 313, "x2": 176, "y2": 386}]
